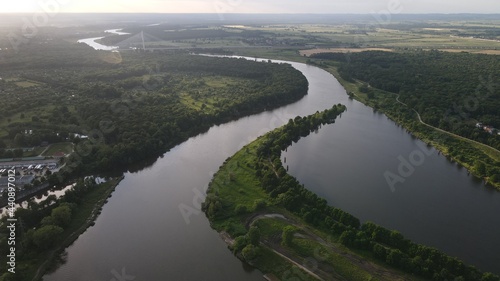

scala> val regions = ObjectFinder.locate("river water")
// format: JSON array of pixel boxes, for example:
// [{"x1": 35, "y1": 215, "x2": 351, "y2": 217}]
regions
[
  {"x1": 43, "y1": 58, "x2": 342, "y2": 280},
  {"x1": 282, "y1": 101, "x2": 500, "y2": 273},
  {"x1": 43, "y1": 48, "x2": 499, "y2": 279}
]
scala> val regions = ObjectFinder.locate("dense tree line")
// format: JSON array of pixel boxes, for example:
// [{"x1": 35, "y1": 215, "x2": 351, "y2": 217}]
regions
[
  {"x1": 0, "y1": 40, "x2": 308, "y2": 186},
  {"x1": 311, "y1": 50, "x2": 500, "y2": 186},
  {"x1": 238, "y1": 104, "x2": 498, "y2": 280},
  {"x1": 312, "y1": 50, "x2": 500, "y2": 149},
  {"x1": 66, "y1": 54, "x2": 308, "y2": 176},
  {"x1": 98, "y1": 26, "x2": 269, "y2": 46}
]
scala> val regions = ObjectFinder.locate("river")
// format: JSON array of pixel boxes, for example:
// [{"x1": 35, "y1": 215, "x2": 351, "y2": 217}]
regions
[
  {"x1": 282, "y1": 98, "x2": 500, "y2": 273},
  {"x1": 44, "y1": 41, "x2": 499, "y2": 279},
  {"x1": 43, "y1": 55, "x2": 342, "y2": 280}
]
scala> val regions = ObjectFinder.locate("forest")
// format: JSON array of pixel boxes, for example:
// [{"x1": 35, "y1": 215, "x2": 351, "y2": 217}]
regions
[
  {"x1": 98, "y1": 25, "x2": 270, "y2": 46},
  {"x1": 204, "y1": 104, "x2": 499, "y2": 281},
  {"x1": 311, "y1": 50, "x2": 500, "y2": 186},
  {"x1": 0, "y1": 38, "x2": 310, "y2": 279},
  {"x1": 0, "y1": 39, "x2": 308, "y2": 184},
  {"x1": 312, "y1": 51, "x2": 500, "y2": 147}
]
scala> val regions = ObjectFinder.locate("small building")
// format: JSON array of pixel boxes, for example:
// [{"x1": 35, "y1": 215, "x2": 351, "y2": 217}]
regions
[
  {"x1": 476, "y1": 123, "x2": 483, "y2": 128},
  {"x1": 484, "y1": 126, "x2": 495, "y2": 134}
]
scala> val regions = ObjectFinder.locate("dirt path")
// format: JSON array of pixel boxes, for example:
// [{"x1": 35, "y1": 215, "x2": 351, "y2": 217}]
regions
[
  {"x1": 394, "y1": 95, "x2": 500, "y2": 156},
  {"x1": 267, "y1": 246, "x2": 327, "y2": 281},
  {"x1": 249, "y1": 213, "x2": 408, "y2": 281}
]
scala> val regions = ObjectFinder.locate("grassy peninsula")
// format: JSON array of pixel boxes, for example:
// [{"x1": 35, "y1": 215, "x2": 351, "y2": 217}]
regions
[{"x1": 204, "y1": 105, "x2": 499, "y2": 281}]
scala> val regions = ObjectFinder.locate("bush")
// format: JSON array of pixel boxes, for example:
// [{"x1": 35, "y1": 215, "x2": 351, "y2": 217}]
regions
[
  {"x1": 235, "y1": 204, "x2": 248, "y2": 214},
  {"x1": 241, "y1": 244, "x2": 259, "y2": 261},
  {"x1": 232, "y1": 236, "x2": 248, "y2": 253},
  {"x1": 32, "y1": 225, "x2": 64, "y2": 250},
  {"x1": 247, "y1": 226, "x2": 261, "y2": 246},
  {"x1": 253, "y1": 199, "x2": 267, "y2": 211},
  {"x1": 282, "y1": 226, "x2": 296, "y2": 246}
]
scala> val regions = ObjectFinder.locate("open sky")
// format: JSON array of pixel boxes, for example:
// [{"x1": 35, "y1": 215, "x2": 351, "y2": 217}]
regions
[{"x1": 1, "y1": 0, "x2": 499, "y2": 14}]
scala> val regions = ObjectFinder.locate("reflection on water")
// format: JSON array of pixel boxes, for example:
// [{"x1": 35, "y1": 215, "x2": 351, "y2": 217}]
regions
[
  {"x1": 44, "y1": 53, "x2": 500, "y2": 279},
  {"x1": 77, "y1": 37, "x2": 118, "y2": 51},
  {"x1": 283, "y1": 102, "x2": 500, "y2": 274}
]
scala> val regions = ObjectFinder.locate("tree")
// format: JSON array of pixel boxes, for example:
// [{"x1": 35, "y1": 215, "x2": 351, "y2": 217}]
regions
[
  {"x1": 235, "y1": 204, "x2": 247, "y2": 214},
  {"x1": 253, "y1": 199, "x2": 267, "y2": 211},
  {"x1": 232, "y1": 236, "x2": 248, "y2": 253},
  {"x1": 13, "y1": 148, "x2": 23, "y2": 158},
  {"x1": 14, "y1": 133, "x2": 25, "y2": 146},
  {"x1": 386, "y1": 249, "x2": 404, "y2": 266},
  {"x1": 32, "y1": 225, "x2": 64, "y2": 249},
  {"x1": 282, "y1": 226, "x2": 295, "y2": 246},
  {"x1": 51, "y1": 204, "x2": 72, "y2": 227},
  {"x1": 241, "y1": 244, "x2": 259, "y2": 262},
  {"x1": 482, "y1": 273, "x2": 500, "y2": 281},
  {"x1": 40, "y1": 216, "x2": 56, "y2": 226},
  {"x1": 474, "y1": 161, "x2": 486, "y2": 177},
  {"x1": 247, "y1": 226, "x2": 261, "y2": 246},
  {"x1": 339, "y1": 230, "x2": 356, "y2": 246},
  {"x1": 202, "y1": 194, "x2": 222, "y2": 219}
]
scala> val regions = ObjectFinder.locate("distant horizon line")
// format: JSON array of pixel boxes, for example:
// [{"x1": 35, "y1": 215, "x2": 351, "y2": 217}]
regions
[{"x1": 0, "y1": 12, "x2": 499, "y2": 15}]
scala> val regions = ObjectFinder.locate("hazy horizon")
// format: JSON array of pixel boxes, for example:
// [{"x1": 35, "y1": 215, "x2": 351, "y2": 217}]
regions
[
  {"x1": 1, "y1": 0, "x2": 499, "y2": 14},
  {"x1": 1, "y1": 12, "x2": 500, "y2": 14}
]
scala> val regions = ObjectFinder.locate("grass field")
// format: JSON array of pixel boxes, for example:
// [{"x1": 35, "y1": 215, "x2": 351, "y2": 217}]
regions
[
  {"x1": 42, "y1": 142, "x2": 74, "y2": 157},
  {"x1": 216, "y1": 23, "x2": 500, "y2": 56}
]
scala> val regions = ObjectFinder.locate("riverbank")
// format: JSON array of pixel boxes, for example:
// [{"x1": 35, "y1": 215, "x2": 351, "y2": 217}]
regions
[
  {"x1": 204, "y1": 106, "x2": 426, "y2": 280},
  {"x1": 0, "y1": 176, "x2": 123, "y2": 281},
  {"x1": 232, "y1": 48, "x2": 500, "y2": 190},
  {"x1": 204, "y1": 104, "x2": 499, "y2": 281},
  {"x1": 315, "y1": 62, "x2": 500, "y2": 190},
  {"x1": 31, "y1": 176, "x2": 123, "y2": 281}
]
